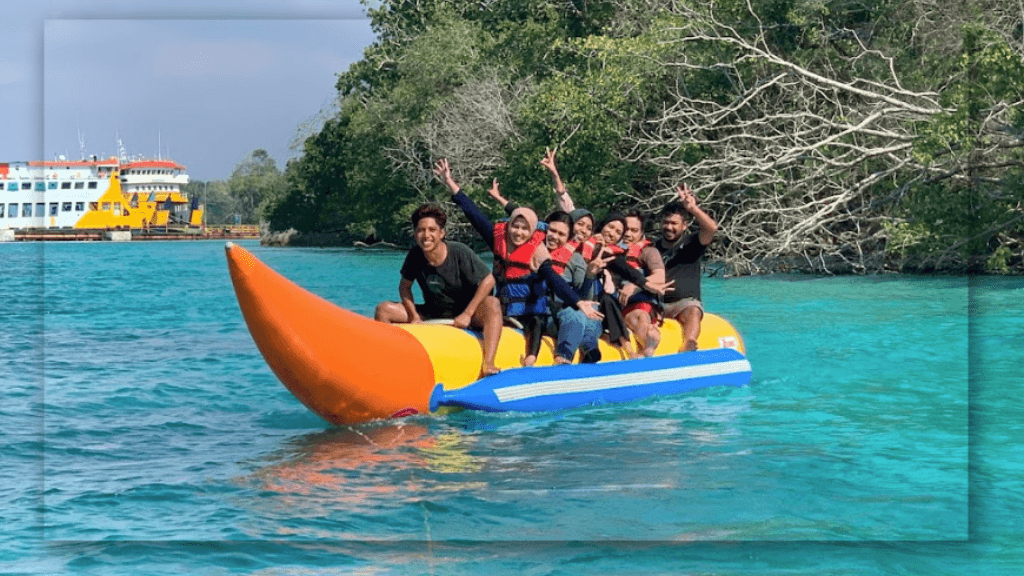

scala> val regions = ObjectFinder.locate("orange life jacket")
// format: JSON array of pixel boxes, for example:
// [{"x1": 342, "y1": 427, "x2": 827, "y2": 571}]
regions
[
  {"x1": 625, "y1": 238, "x2": 653, "y2": 270},
  {"x1": 548, "y1": 244, "x2": 575, "y2": 276},
  {"x1": 577, "y1": 236, "x2": 600, "y2": 261},
  {"x1": 492, "y1": 222, "x2": 548, "y2": 316}
]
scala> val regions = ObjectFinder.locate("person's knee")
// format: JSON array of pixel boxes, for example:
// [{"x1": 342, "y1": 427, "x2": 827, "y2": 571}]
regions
[
  {"x1": 478, "y1": 296, "x2": 502, "y2": 324},
  {"x1": 625, "y1": 310, "x2": 646, "y2": 327},
  {"x1": 484, "y1": 295, "x2": 501, "y2": 316},
  {"x1": 374, "y1": 302, "x2": 392, "y2": 322}
]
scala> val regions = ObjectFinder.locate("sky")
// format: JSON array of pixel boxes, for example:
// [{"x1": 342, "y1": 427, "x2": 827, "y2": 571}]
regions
[{"x1": 2, "y1": 1, "x2": 377, "y2": 181}]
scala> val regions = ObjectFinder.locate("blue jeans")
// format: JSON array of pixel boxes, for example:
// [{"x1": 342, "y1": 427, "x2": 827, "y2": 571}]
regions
[{"x1": 551, "y1": 307, "x2": 602, "y2": 361}]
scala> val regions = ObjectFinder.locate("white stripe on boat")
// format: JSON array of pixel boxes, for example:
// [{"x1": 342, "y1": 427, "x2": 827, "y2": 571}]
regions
[{"x1": 493, "y1": 359, "x2": 752, "y2": 402}]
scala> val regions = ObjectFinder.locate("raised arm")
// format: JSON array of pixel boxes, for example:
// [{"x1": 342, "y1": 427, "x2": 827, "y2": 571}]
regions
[
  {"x1": 434, "y1": 158, "x2": 495, "y2": 249},
  {"x1": 540, "y1": 148, "x2": 575, "y2": 212},
  {"x1": 486, "y1": 178, "x2": 510, "y2": 208},
  {"x1": 678, "y1": 183, "x2": 718, "y2": 246}
]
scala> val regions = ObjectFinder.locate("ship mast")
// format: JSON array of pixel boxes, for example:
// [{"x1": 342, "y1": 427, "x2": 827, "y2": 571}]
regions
[{"x1": 75, "y1": 111, "x2": 87, "y2": 160}]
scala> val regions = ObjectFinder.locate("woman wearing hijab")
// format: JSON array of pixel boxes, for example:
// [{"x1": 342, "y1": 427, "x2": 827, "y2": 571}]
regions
[{"x1": 434, "y1": 159, "x2": 603, "y2": 367}]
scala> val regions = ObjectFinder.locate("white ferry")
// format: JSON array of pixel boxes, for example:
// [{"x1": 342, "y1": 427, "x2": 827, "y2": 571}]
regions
[{"x1": 0, "y1": 155, "x2": 201, "y2": 232}]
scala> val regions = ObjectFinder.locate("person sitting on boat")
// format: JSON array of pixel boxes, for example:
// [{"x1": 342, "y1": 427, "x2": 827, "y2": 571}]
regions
[
  {"x1": 484, "y1": 172, "x2": 671, "y2": 362},
  {"x1": 374, "y1": 203, "x2": 504, "y2": 377},
  {"x1": 587, "y1": 211, "x2": 640, "y2": 357},
  {"x1": 434, "y1": 158, "x2": 603, "y2": 367},
  {"x1": 541, "y1": 210, "x2": 605, "y2": 364},
  {"x1": 614, "y1": 210, "x2": 667, "y2": 357},
  {"x1": 539, "y1": 148, "x2": 597, "y2": 248},
  {"x1": 656, "y1": 183, "x2": 719, "y2": 352},
  {"x1": 487, "y1": 148, "x2": 598, "y2": 255}
]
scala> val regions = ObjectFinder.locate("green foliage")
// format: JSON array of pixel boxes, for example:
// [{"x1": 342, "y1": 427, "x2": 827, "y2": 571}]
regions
[
  {"x1": 896, "y1": 24, "x2": 1024, "y2": 267},
  {"x1": 987, "y1": 246, "x2": 1013, "y2": 274},
  {"x1": 226, "y1": 149, "x2": 284, "y2": 224},
  {"x1": 914, "y1": 25, "x2": 1024, "y2": 164},
  {"x1": 277, "y1": 0, "x2": 1022, "y2": 272},
  {"x1": 183, "y1": 179, "x2": 234, "y2": 225},
  {"x1": 264, "y1": 106, "x2": 416, "y2": 239}
]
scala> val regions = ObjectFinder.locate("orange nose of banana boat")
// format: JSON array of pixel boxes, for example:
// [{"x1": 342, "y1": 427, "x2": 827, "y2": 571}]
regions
[{"x1": 224, "y1": 242, "x2": 435, "y2": 424}]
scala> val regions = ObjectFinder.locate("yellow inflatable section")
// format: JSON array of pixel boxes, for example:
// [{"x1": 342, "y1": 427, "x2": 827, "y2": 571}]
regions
[{"x1": 396, "y1": 314, "x2": 745, "y2": 392}]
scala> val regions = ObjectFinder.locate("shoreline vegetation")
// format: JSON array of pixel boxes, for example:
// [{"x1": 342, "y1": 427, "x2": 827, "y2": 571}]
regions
[
  {"x1": 216, "y1": 0, "x2": 1021, "y2": 275},
  {"x1": 258, "y1": 226, "x2": 993, "y2": 275}
]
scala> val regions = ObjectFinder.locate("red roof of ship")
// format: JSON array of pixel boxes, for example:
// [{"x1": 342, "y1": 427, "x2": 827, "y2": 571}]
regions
[
  {"x1": 28, "y1": 158, "x2": 120, "y2": 168},
  {"x1": 122, "y1": 159, "x2": 186, "y2": 170},
  {"x1": 24, "y1": 158, "x2": 186, "y2": 170}
]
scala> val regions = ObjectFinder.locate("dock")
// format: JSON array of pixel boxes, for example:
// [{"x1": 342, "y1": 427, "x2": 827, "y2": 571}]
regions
[{"x1": 4, "y1": 225, "x2": 260, "y2": 242}]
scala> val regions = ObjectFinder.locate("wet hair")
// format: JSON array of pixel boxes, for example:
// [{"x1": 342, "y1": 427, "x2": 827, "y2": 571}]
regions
[
  {"x1": 411, "y1": 204, "x2": 447, "y2": 229},
  {"x1": 661, "y1": 202, "x2": 687, "y2": 220},
  {"x1": 545, "y1": 210, "x2": 574, "y2": 229}
]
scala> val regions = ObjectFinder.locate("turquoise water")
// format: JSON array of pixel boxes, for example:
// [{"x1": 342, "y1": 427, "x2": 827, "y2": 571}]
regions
[{"x1": 0, "y1": 240, "x2": 1018, "y2": 574}]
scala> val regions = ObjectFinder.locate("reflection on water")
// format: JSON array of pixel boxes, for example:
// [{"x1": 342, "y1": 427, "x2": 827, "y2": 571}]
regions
[{"x1": 246, "y1": 422, "x2": 483, "y2": 497}]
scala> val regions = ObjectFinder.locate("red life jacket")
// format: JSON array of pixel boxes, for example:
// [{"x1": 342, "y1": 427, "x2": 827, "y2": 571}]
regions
[
  {"x1": 576, "y1": 236, "x2": 601, "y2": 261},
  {"x1": 492, "y1": 222, "x2": 548, "y2": 316},
  {"x1": 493, "y1": 221, "x2": 546, "y2": 279},
  {"x1": 548, "y1": 244, "x2": 575, "y2": 276},
  {"x1": 625, "y1": 238, "x2": 653, "y2": 270}
]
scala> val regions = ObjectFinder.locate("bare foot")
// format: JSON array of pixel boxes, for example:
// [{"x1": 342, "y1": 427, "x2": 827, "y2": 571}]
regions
[
  {"x1": 522, "y1": 354, "x2": 537, "y2": 367},
  {"x1": 554, "y1": 356, "x2": 572, "y2": 365},
  {"x1": 481, "y1": 364, "x2": 501, "y2": 377},
  {"x1": 619, "y1": 339, "x2": 637, "y2": 359},
  {"x1": 680, "y1": 339, "x2": 698, "y2": 352}
]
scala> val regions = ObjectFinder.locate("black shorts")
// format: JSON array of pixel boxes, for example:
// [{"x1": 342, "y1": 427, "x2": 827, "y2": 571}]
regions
[{"x1": 415, "y1": 303, "x2": 452, "y2": 321}]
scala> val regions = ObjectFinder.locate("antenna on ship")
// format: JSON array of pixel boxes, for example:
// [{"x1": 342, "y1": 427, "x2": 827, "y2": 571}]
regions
[
  {"x1": 117, "y1": 130, "x2": 128, "y2": 164},
  {"x1": 76, "y1": 112, "x2": 86, "y2": 160}
]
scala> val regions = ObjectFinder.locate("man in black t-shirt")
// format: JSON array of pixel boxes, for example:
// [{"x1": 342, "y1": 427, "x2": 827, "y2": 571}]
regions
[
  {"x1": 374, "y1": 204, "x2": 503, "y2": 376},
  {"x1": 656, "y1": 184, "x2": 718, "y2": 352}
]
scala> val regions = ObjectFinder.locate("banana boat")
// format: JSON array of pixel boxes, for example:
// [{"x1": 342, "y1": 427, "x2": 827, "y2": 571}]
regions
[{"x1": 225, "y1": 242, "x2": 751, "y2": 425}]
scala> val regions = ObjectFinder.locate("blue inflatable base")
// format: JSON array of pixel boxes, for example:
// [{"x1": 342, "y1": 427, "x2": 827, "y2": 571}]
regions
[{"x1": 430, "y1": 347, "x2": 751, "y2": 413}]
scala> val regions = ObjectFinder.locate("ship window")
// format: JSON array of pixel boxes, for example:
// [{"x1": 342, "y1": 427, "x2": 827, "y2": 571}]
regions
[
  {"x1": 8, "y1": 203, "x2": 16, "y2": 216},
  {"x1": 74, "y1": 182, "x2": 84, "y2": 189},
  {"x1": 22, "y1": 182, "x2": 31, "y2": 190},
  {"x1": 88, "y1": 181, "x2": 98, "y2": 189},
  {"x1": 22, "y1": 204, "x2": 32, "y2": 216},
  {"x1": 35, "y1": 182, "x2": 45, "y2": 191},
  {"x1": 6, "y1": 183, "x2": 15, "y2": 191},
  {"x1": 62, "y1": 202, "x2": 72, "y2": 212},
  {"x1": 114, "y1": 202, "x2": 121, "y2": 216},
  {"x1": 35, "y1": 203, "x2": 44, "y2": 216},
  {"x1": 102, "y1": 202, "x2": 111, "y2": 211},
  {"x1": 89, "y1": 202, "x2": 98, "y2": 211},
  {"x1": 0, "y1": 204, "x2": 4, "y2": 217},
  {"x1": 61, "y1": 182, "x2": 71, "y2": 189},
  {"x1": 48, "y1": 182, "x2": 58, "y2": 190},
  {"x1": 75, "y1": 202, "x2": 84, "y2": 211},
  {"x1": 49, "y1": 203, "x2": 58, "y2": 216}
]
